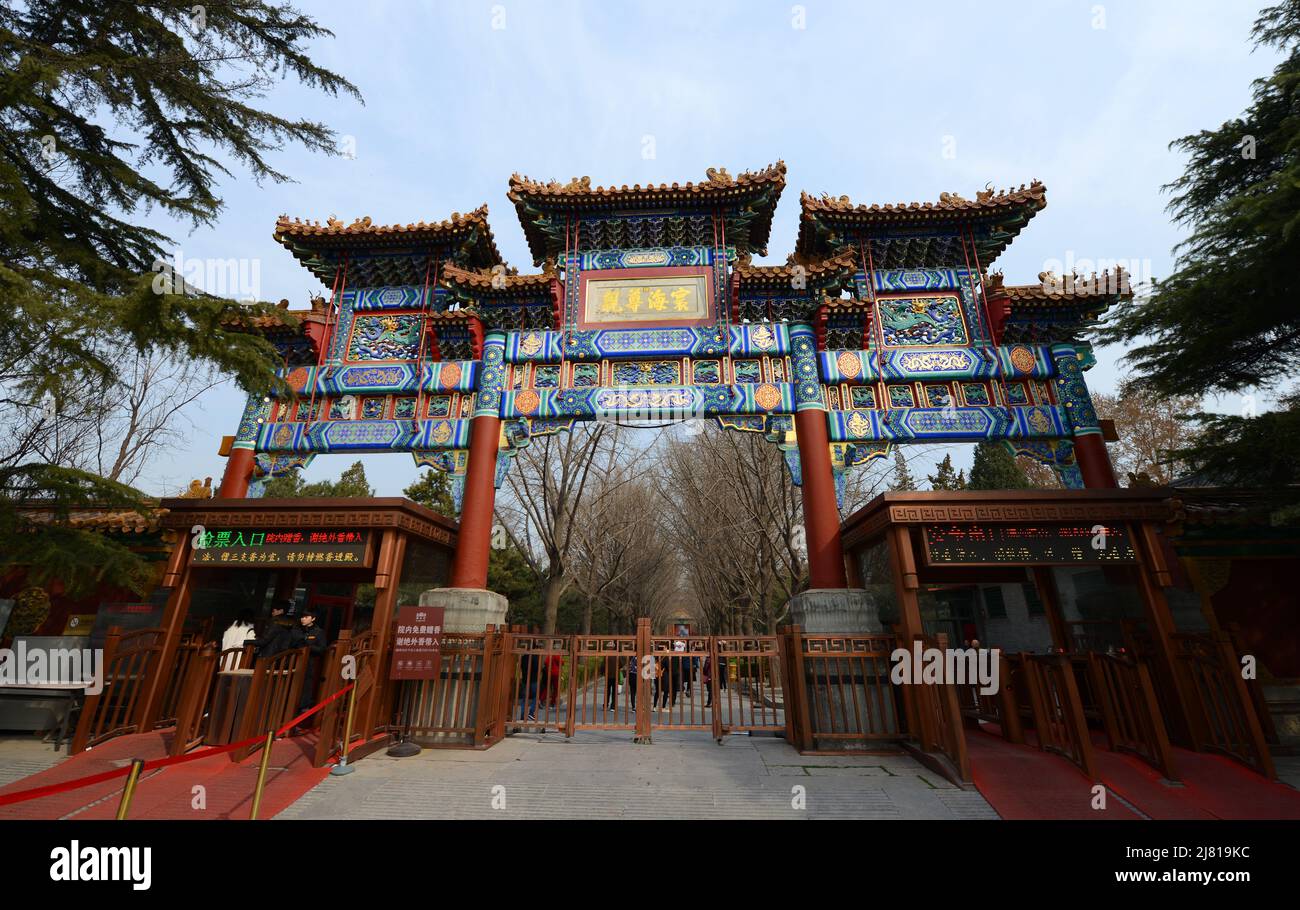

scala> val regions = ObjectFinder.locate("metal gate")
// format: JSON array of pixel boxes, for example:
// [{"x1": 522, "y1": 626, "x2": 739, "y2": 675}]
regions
[{"x1": 486, "y1": 623, "x2": 789, "y2": 741}]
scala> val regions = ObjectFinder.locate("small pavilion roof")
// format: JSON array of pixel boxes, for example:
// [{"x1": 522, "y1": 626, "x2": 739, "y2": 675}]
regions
[
  {"x1": 991, "y1": 267, "x2": 1132, "y2": 325},
  {"x1": 439, "y1": 263, "x2": 558, "y2": 298},
  {"x1": 732, "y1": 251, "x2": 858, "y2": 293},
  {"x1": 219, "y1": 297, "x2": 327, "y2": 335},
  {"x1": 508, "y1": 163, "x2": 787, "y2": 265},
  {"x1": 273, "y1": 206, "x2": 503, "y2": 286},
  {"x1": 796, "y1": 181, "x2": 1047, "y2": 267}
]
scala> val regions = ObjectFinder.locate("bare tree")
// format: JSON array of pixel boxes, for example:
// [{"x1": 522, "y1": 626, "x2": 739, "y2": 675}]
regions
[
  {"x1": 494, "y1": 422, "x2": 639, "y2": 633},
  {"x1": 1094, "y1": 380, "x2": 1202, "y2": 485},
  {"x1": 571, "y1": 477, "x2": 681, "y2": 632},
  {"x1": 0, "y1": 346, "x2": 221, "y2": 490}
]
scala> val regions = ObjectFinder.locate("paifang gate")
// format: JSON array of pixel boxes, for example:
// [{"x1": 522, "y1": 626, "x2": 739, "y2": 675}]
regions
[
  {"x1": 71, "y1": 165, "x2": 1277, "y2": 791},
  {"x1": 214, "y1": 163, "x2": 1130, "y2": 624}
]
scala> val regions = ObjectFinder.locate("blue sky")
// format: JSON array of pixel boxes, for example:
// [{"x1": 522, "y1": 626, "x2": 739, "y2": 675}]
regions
[{"x1": 140, "y1": 0, "x2": 1279, "y2": 495}]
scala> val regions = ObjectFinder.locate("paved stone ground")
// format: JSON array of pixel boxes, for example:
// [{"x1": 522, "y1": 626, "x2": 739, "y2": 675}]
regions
[
  {"x1": 0, "y1": 734, "x2": 69, "y2": 789},
  {"x1": 277, "y1": 730, "x2": 1000, "y2": 820},
  {"x1": 1275, "y1": 755, "x2": 1300, "y2": 792}
]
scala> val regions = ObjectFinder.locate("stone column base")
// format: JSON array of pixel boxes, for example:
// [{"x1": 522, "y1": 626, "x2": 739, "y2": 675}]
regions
[
  {"x1": 418, "y1": 587, "x2": 508, "y2": 633},
  {"x1": 787, "y1": 588, "x2": 881, "y2": 634}
]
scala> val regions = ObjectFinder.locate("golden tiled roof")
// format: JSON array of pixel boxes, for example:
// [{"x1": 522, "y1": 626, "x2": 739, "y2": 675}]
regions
[
  {"x1": 18, "y1": 507, "x2": 166, "y2": 535},
  {"x1": 274, "y1": 206, "x2": 494, "y2": 242},
  {"x1": 796, "y1": 181, "x2": 1048, "y2": 265},
  {"x1": 220, "y1": 298, "x2": 327, "y2": 334},
  {"x1": 508, "y1": 164, "x2": 787, "y2": 265},
  {"x1": 273, "y1": 206, "x2": 504, "y2": 282},
  {"x1": 732, "y1": 251, "x2": 858, "y2": 290},
  {"x1": 439, "y1": 263, "x2": 557, "y2": 294},
  {"x1": 992, "y1": 267, "x2": 1132, "y2": 302},
  {"x1": 800, "y1": 181, "x2": 1046, "y2": 219},
  {"x1": 508, "y1": 162, "x2": 786, "y2": 204}
]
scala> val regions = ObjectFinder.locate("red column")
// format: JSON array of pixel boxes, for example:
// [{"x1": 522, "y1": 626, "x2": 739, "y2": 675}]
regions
[
  {"x1": 795, "y1": 409, "x2": 849, "y2": 589},
  {"x1": 1074, "y1": 433, "x2": 1118, "y2": 489},
  {"x1": 218, "y1": 447, "x2": 254, "y2": 499},
  {"x1": 450, "y1": 414, "x2": 500, "y2": 589}
]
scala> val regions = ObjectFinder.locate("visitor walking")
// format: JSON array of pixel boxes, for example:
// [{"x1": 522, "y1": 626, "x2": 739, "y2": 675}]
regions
[{"x1": 518, "y1": 643, "x2": 543, "y2": 721}]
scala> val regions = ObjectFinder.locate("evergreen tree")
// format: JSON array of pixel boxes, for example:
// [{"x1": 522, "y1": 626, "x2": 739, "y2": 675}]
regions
[
  {"x1": 260, "y1": 470, "x2": 305, "y2": 499},
  {"x1": 927, "y1": 454, "x2": 967, "y2": 491},
  {"x1": 890, "y1": 448, "x2": 917, "y2": 491},
  {"x1": 403, "y1": 469, "x2": 456, "y2": 516},
  {"x1": 967, "y1": 442, "x2": 1032, "y2": 490},
  {"x1": 0, "y1": 2, "x2": 361, "y2": 594},
  {"x1": 1095, "y1": 1, "x2": 1300, "y2": 488},
  {"x1": 258, "y1": 461, "x2": 372, "y2": 498}
]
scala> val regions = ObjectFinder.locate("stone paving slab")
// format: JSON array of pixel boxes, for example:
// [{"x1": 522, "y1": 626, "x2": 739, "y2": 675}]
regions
[
  {"x1": 0, "y1": 735, "x2": 68, "y2": 788},
  {"x1": 277, "y1": 730, "x2": 999, "y2": 820}
]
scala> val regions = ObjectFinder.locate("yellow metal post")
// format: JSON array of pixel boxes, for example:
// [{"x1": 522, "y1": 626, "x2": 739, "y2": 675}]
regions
[
  {"x1": 330, "y1": 682, "x2": 359, "y2": 776},
  {"x1": 115, "y1": 758, "x2": 146, "y2": 820},
  {"x1": 249, "y1": 731, "x2": 276, "y2": 820}
]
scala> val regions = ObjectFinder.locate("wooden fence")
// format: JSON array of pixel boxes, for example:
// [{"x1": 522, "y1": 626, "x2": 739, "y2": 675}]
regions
[
  {"x1": 71, "y1": 627, "x2": 163, "y2": 753},
  {"x1": 1014, "y1": 652, "x2": 1099, "y2": 781},
  {"x1": 230, "y1": 647, "x2": 308, "y2": 762},
  {"x1": 1171, "y1": 632, "x2": 1276, "y2": 778},
  {"x1": 1087, "y1": 651, "x2": 1179, "y2": 780}
]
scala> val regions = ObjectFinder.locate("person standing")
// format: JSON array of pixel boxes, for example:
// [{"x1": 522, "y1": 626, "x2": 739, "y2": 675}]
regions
[
  {"x1": 518, "y1": 643, "x2": 543, "y2": 722},
  {"x1": 604, "y1": 653, "x2": 622, "y2": 712},
  {"x1": 292, "y1": 605, "x2": 330, "y2": 723},
  {"x1": 254, "y1": 600, "x2": 296, "y2": 661},
  {"x1": 220, "y1": 610, "x2": 257, "y2": 670}
]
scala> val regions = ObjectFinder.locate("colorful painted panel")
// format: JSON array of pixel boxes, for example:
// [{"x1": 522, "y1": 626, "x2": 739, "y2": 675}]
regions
[
  {"x1": 692, "y1": 360, "x2": 721, "y2": 384},
  {"x1": 295, "y1": 400, "x2": 321, "y2": 421},
  {"x1": 394, "y1": 397, "x2": 417, "y2": 419},
  {"x1": 425, "y1": 396, "x2": 452, "y2": 418},
  {"x1": 869, "y1": 268, "x2": 963, "y2": 293},
  {"x1": 733, "y1": 360, "x2": 761, "y2": 384},
  {"x1": 888, "y1": 385, "x2": 916, "y2": 408},
  {"x1": 347, "y1": 313, "x2": 422, "y2": 361},
  {"x1": 961, "y1": 383, "x2": 990, "y2": 406},
  {"x1": 361, "y1": 397, "x2": 386, "y2": 419},
  {"x1": 571, "y1": 363, "x2": 600, "y2": 386},
  {"x1": 534, "y1": 365, "x2": 561, "y2": 388},
  {"x1": 582, "y1": 247, "x2": 710, "y2": 270},
  {"x1": 924, "y1": 384, "x2": 953, "y2": 408},
  {"x1": 612, "y1": 360, "x2": 681, "y2": 385},
  {"x1": 877, "y1": 295, "x2": 969, "y2": 347},
  {"x1": 849, "y1": 386, "x2": 877, "y2": 409},
  {"x1": 1003, "y1": 383, "x2": 1031, "y2": 406}
]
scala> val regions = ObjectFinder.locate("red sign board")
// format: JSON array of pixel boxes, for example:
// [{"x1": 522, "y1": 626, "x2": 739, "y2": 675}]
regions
[{"x1": 390, "y1": 606, "x2": 445, "y2": 680}]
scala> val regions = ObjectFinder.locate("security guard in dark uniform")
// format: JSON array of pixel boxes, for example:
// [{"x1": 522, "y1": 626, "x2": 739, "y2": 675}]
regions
[{"x1": 292, "y1": 604, "x2": 331, "y2": 721}]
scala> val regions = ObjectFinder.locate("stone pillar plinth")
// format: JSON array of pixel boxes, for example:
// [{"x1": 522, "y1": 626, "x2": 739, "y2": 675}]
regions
[
  {"x1": 787, "y1": 588, "x2": 881, "y2": 634},
  {"x1": 419, "y1": 587, "x2": 508, "y2": 633}
]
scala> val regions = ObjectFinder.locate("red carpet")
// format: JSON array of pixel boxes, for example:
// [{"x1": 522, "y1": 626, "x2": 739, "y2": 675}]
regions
[
  {"x1": 0, "y1": 730, "x2": 329, "y2": 820},
  {"x1": 969, "y1": 724, "x2": 1300, "y2": 820},
  {"x1": 968, "y1": 727, "x2": 1141, "y2": 819}
]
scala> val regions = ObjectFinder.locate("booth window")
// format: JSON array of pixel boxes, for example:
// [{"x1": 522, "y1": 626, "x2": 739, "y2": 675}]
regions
[
  {"x1": 1021, "y1": 581, "x2": 1045, "y2": 616},
  {"x1": 982, "y1": 587, "x2": 1007, "y2": 619}
]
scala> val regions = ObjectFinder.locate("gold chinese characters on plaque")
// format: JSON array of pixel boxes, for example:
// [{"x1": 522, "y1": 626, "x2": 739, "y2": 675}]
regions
[{"x1": 582, "y1": 274, "x2": 710, "y2": 325}]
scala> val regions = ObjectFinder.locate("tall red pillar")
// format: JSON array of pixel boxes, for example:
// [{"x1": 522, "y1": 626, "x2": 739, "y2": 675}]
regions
[
  {"x1": 1074, "y1": 433, "x2": 1119, "y2": 489},
  {"x1": 795, "y1": 409, "x2": 849, "y2": 589},
  {"x1": 449, "y1": 414, "x2": 499, "y2": 589},
  {"x1": 218, "y1": 447, "x2": 254, "y2": 499}
]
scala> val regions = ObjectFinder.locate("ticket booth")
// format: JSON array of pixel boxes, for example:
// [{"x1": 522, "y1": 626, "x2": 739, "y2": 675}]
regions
[{"x1": 133, "y1": 497, "x2": 457, "y2": 730}]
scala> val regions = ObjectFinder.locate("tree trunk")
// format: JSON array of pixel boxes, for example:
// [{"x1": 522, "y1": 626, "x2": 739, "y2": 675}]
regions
[
  {"x1": 581, "y1": 599, "x2": 592, "y2": 635},
  {"x1": 542, "y1": 574, "x2": 565, "y2": 633}
]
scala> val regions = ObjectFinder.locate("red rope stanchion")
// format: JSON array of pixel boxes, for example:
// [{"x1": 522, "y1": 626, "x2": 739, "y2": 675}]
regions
[{"x1": 0, "y1": 682, "x2": 356, "y2": 809}]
